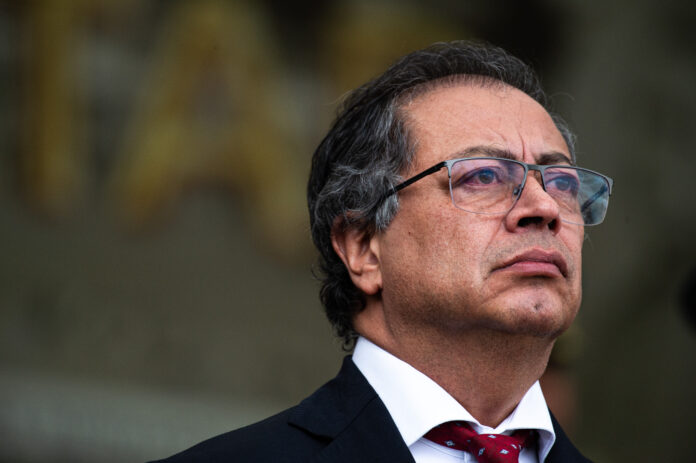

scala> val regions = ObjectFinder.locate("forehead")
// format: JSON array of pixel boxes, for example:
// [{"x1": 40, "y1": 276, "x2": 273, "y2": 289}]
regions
[{"x1": 401, "y1": 83, "x2": 570, "y2": 170}]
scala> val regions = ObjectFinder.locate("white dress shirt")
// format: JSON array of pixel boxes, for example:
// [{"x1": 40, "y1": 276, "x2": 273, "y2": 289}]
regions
[{"x1": 352, "y1": 337, "x2": 556, "y2": 463}]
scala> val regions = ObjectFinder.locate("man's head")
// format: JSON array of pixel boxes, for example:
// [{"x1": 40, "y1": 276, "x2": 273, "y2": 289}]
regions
[{"x1": 307, "y1": 41, "x2": 585, "y2": 348}]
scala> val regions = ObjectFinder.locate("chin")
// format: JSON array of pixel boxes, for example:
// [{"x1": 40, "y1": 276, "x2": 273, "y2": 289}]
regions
[
  {"x1": 442, "y1": 298, "x2": 575, "y2": 339},
  {"x1": 489, "y1": 283, "x2": 580, "y2": 336},
  {"x1": 496, "y1": 301, "x2": 576, "y2": 339}
]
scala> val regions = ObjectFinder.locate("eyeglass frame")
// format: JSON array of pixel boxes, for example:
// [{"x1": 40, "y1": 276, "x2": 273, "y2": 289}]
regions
[{"x1": 383, "y1": 156, "x2": 614, "y2": 226}]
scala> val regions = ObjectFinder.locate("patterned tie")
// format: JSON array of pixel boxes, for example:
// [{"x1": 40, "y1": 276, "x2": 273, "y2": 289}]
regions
[{"x1": 424, "y1": 421, "x2": 535, "y2": 463}]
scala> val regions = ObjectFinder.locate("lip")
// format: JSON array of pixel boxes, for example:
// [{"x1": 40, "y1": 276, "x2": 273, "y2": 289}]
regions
[{"x1": 494, "y1": 248, "x2": 568, "y2": 278}]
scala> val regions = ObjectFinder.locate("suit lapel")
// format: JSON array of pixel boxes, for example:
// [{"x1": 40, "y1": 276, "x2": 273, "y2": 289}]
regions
[
  {"x1": 309, "y1": 396, "x2": 415, "y2": 463},
  {"x1": 288, "y1": 356, "x2": 415, "y2": 463},
  {"x1": 545, "y1": 412, "x2": 592, "y2": 463}
]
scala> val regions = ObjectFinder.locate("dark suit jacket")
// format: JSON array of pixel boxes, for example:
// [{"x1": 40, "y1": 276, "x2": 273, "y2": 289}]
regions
[{"x1": 152, "y1": 357, "x2": 591, "y2": 462}]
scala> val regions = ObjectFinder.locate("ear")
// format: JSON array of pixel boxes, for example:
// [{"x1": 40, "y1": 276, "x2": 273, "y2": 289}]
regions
[{"x1": 331, "y1": 219, "x2": 382, "y2": 296}]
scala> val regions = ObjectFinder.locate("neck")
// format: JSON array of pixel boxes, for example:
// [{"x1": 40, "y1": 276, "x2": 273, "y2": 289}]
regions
[{"x1": 356, "y1": 305, "x2": 555, "y2": 427}]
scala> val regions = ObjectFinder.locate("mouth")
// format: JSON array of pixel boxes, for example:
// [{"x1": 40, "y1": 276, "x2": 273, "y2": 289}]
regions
[{"x1": 494, "y1": 248, "x2": 569, "y2": 278}]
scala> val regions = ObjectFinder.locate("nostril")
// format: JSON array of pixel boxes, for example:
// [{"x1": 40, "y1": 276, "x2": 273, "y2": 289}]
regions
[
  {"x1": 518, "y1": 216, "x2": 544, "y2": 227},
  {"x1": 517, "y1": 216, "x2": 559, "y2": 231}
]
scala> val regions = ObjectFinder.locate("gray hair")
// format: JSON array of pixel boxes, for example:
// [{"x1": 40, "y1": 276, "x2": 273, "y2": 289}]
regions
[{"x1": 307, "y1": 41, "x2": 576, "y2": 349}]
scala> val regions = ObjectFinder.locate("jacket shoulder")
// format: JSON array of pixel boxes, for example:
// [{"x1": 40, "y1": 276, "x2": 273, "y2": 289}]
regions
[{"x1": 148, "y1": 357, "x2": 407, "y2": 463}]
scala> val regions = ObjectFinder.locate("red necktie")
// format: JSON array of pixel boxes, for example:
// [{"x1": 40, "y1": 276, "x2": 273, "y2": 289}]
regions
[{"x1": 424, "y1": 421, "x2": 535, "y2": 463}]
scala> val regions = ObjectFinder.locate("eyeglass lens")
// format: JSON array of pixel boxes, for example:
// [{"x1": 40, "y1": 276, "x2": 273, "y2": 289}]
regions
[{"x1": 448, "y1": 158, "x2": 610, "y2": 225}]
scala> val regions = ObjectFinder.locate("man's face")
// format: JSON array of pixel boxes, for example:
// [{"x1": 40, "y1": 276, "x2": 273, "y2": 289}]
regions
[{"x1": 374, "y1": 83, "x2": 584, "y2": 339}]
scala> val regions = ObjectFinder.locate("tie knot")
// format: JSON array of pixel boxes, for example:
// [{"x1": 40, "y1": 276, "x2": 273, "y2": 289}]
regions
[{"x1": 424, "y1": 421, "x2": 536, "y2": 463}]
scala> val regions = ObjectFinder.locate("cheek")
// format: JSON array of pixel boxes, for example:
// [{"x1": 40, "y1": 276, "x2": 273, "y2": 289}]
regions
[
  {"x1": 381, "y1": 198, "x2": 498, "y2": 289},
  {"x1": 566, "y1": 229, "x2": 584, "y2": 278},
  {"x1": 426, "y1": 215, "x2": 494, "y2": 285},
  {"x1": 560, "y1": 229, "x2": 584, "y2": 306}
]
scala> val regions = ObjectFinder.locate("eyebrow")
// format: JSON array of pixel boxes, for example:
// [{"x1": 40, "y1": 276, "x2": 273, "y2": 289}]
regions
[{"x1": 454, "y1": 145, "x2": 573, "y2": 165}]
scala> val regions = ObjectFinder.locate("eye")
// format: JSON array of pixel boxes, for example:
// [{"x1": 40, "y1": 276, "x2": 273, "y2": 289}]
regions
[
  {"x1": 547, "y1": 173, "x2": 579, "y2": 196},
  {"x1": 474, "y1": 169, "x2": 497, "y2": 184},
  {"x1": 456, "y1": 167, "x2": 504, "y2": 187}
]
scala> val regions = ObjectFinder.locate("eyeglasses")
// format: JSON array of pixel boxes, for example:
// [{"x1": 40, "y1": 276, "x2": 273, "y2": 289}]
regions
[{"x1": 386, "y1": 157, "x2": 613, "y2": 226}]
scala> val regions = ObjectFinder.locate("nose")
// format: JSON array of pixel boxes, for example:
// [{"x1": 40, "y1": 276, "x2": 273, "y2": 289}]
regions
[{"x1": 504, "y1": 173, "x2": 561, "y2": 234}]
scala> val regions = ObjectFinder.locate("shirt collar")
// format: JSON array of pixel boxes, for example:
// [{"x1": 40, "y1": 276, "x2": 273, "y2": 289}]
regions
[{"x1": 352, "y1": 336, "x2": 556, "y2": 460}]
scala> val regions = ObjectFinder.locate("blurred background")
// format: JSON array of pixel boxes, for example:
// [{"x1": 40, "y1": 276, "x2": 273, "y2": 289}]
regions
[{"x1": 1, "y1": 0, "x2": 695, "y2": 461}]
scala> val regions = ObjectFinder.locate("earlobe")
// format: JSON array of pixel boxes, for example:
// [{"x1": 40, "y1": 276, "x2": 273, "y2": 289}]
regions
[{"x1": 331, "y1": 220, "x2": 382, "y2": 295}]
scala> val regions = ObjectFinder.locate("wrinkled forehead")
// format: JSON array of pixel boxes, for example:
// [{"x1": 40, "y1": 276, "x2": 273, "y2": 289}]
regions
[{"x1": 397, "y1": 81, "x2": 571, "y2": 172}]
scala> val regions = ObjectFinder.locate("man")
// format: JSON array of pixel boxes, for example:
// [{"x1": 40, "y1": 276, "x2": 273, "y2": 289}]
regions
[{"x1": 154, "y1": 40, "x2": 611, "y2": 462}]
